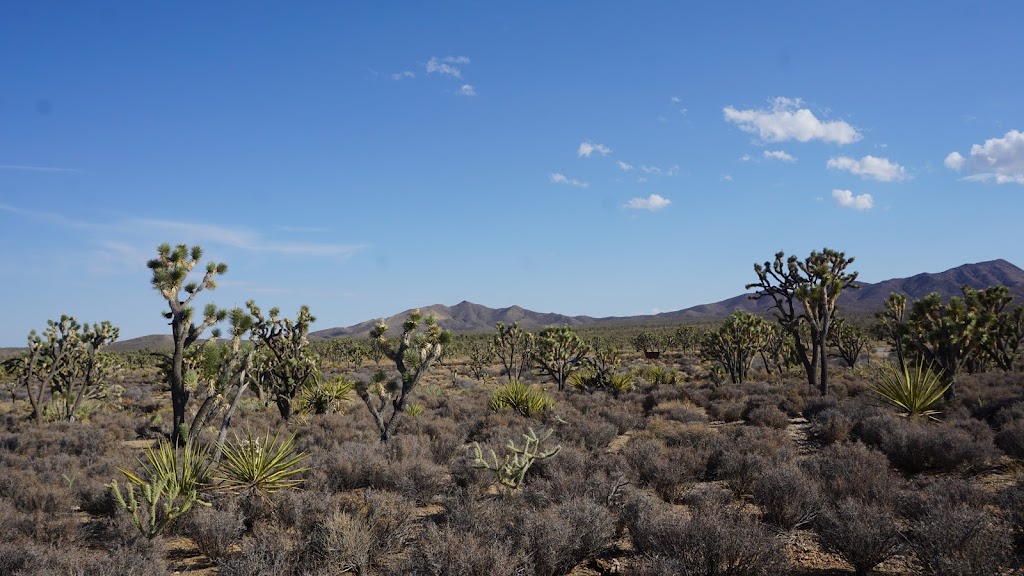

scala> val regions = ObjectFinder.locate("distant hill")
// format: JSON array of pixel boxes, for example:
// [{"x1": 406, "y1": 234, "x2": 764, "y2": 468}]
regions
[{"x1": 108, "y1": 259, "x2": 1024, "y2": 347}]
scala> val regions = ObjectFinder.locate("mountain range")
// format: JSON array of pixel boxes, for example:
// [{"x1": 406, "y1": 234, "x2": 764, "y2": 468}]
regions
[
  {"x1": 105, "y1": 259, "x2": 1024, "y2": 350},
  {"x1": 307, "y1": 259, "x2": 1024, "y2": 340}
]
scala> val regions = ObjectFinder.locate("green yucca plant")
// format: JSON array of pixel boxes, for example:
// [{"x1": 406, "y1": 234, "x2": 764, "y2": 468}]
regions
[
  {"x1": 216, "y1": 430, "x2": 310, "y2": 498},
  {"x1": 109, "y1": 437, "x2": 212, "y2": 539},
  {"x1": 489, "y1": 380, "x2": 554, "y2": 418},
  {"x1": 871, "y1": 360, "x2": 950, "y2": 420},
  {"x1": 299, "y1": 375, "x2": 354, "y2": 415},
  {"x1": 404, "y1": 401, "x2": 426, "y2": 417}
]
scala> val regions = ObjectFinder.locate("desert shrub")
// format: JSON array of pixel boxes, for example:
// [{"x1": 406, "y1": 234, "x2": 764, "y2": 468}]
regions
[
  {"x1": 910, "y1": 504, "x2": 1011, "y2": 576},
  {"x1": 999, "y1": 483, "x2": 1024, "y2": 549},
  {"x1": 744, "y1": 403, "x2": 790, "y2": 429},
  {"x1": 181, "y1": 500, "x2": 245, "y2": 563},
  {"x1": 802, "y1": 396, "x2": 839, "y2": 420},
  {"x1": 705, "y1": 399, "x2": 744, "y2": 422},
  {"x1": 404, "y1": 523, "x2": 526, "y2": 576},
  {"x1": 707, "y1": 427, "x2": 793, "y2": 497},
  {"x1": 299, "y1": 490, "x2": 415, "y2": 576},
  {"x1": 997, "y1": 417, "x2": 1024, "y2": 458},
  {"x1": 804, "y1": 442, "x2": 897, "y2": 504},
  {"x1": 897, "y1": 477, "x2": 989, "y2": 522},
  {"x1": 815, "y1": 498, "x2": 902, "y2": 576},
  {"x1": 522, "y1": 497, "x2": 617, "y2": 576},
  {"x1": 623, "y1": 491, "x2": 788, "y2": 576},
  {"x1": 751, "y1": 462, "x2": 820, "y2": 530},
  {"x1": 808, "y1": 406, "x2": 857, "y2": 444},
  {"x1": 651, "y1": 398, "x2": 708, "y2": 424},
  {"x1": 597, "y1": 400, "x2": 647, "y2": 434},
  {"x1": 856, "y1": 413, "x2": 994, "y2": 474},
  {"x1": 625, "y1": 433, "x2": 707, "y2": 502},
  {"x1": 220, "y1": 525, "x2": 299, "y2": 576}
]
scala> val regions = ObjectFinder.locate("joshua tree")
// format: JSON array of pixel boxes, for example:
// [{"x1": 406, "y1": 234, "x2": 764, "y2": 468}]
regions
[
  {"x1": 828, "y1": 316, "x2": 869, "y2": 368},
  {"x1": 748, "y1": 248, "x2": 858, "y2": 395},
  {"x1": 248, "y1": 302, "x2": 319, "y2": 421},
  {"x1": 532, "y1": 325, "x2": 591, "y2": 391},
  {"x1": 630, "y1": 330, "x2": 670, "y2": 358},
  {"x1": 491, "y1": 322, "x2": 535, "y2": 381},
  {"x1": 699, "y1": 311, "x2": 773, "y2": 384},
  {"x1": 875, "y1": 293, "x2": 909, "y2": 371},
  {"x1": 4, "y1": 315, "x2": 119, "y2": 424},
  {"x1": 355, "y1": 310, "x2": 452, "y2": 441},
  {"x1": 147, "y1": 243, "x2": 228, "y2": 445}
]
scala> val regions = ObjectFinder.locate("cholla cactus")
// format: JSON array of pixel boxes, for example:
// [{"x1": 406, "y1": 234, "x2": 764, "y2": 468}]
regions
[{"x1": 470, "y1": 428, "x2": 560, "y2": 489}]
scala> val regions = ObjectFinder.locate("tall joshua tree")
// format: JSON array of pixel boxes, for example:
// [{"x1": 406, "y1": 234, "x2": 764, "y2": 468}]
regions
[
  {"x1": 248, "y1": 302, "x2": 319, "y2": 421},
  {"x1": 148, "y1": 243, "x2": 227, "y2": 445},
  {"x1": 748, "y1": 248, "x2": 858, "y2": 395}
]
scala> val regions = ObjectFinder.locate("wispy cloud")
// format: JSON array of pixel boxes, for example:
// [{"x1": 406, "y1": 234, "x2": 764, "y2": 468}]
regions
[
  {"x1": 624, "y1": 194, "x2": 671, "y2": 211},
  {"x1": 832, "y1": 189, "x2": 874, "y2": 210},
  {"x1": 391, "y1": 70, "x2": 415, "y2": 80},
  {"x1": 457, "y1": 84, "x2": 476, "y2": 96},
  {"x1": 763, "y1": 150, "x2": 797, "y2": 162},
  {"x1": 721, "y1": 174, "x2": 734, "y2": 182},
  {"x1": 133, "y1": 218, "x2": 365, "y2": 256},
  {"x1": 827, "y1": 155, "x2": 908, "y2": 181},
  {"x1": 945, "y1": 129, "x2": 1024, "y2": 184},
  {"x1": 276, "y1": 225, "x2": 329, "y2": 233},
  {"x1": 426, "y1": 56, "x2": 470, "y2": 78},
  {"x1": 578, "y1": 141, "x2": 612, "y2": 158},
  {"x1": 617, "y1": 160, "x2": 634, "y2": 172},
  {"x1": 550, "y1": 173, "x2": 589, "y2": 188},
  {"x1": 723, "y1": 97, "x2": 861, "y2": 144},
  {"x1": 0, "y1": 164, "x2": 81, "y2": 173},
  {"x1": 639, "y1": 164, "x2": 679, "y2": 176}
]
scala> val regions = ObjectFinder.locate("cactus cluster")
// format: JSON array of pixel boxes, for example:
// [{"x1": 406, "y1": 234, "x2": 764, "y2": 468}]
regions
[{"x1": 470, "y1": 427, "x2": 560, "y2": 489}]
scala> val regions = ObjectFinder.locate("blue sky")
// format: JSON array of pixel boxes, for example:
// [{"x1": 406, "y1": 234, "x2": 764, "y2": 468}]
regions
[{"x1": 3, "y1": 2, "x2": 1024, "y2": 345}]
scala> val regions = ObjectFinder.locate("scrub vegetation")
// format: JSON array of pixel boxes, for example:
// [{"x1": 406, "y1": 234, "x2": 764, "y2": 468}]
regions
[{"x1": 3, "y1": 244, "x2": 1024, "y2": 575}]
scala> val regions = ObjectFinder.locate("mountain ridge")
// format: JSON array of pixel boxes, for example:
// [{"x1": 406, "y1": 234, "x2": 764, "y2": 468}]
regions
[{"x1": 108, "y1": 259, "x2": 1024, "y2": 349}]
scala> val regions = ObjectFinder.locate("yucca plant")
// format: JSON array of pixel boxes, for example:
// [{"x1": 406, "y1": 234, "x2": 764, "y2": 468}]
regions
[
  {"x1": 489, "y1": 380, "x2": 554, "y2": 418},
  {"x1": 299, "y1": 375, "x2": 354, "y2": 415},
  {"x1": 109, "y1": 437, "x2": 212, "y2": 539},
  {"x1": 216, "y1": 430, "x2": 310, "y2": 498},
  {"x1": 871, "y1": 360, "x2": 950, "y2": 420}
]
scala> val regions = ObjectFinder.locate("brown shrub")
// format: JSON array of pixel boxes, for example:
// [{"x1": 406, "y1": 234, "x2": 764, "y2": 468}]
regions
[
  {"x1": 752, "y1": 462, "x2": 820, "y2": 530},
  {"x1": 815, "y1": 498, "x2": 902, "y2": 576}
]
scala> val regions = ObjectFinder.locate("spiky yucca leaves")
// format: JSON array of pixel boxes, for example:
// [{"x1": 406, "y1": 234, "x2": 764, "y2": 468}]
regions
[
  {"x1": 110, "y1": 438, "x2": 212, "y2": 539},
  {"x1": 490, "y1": 380, "x2": 555, "y2": 418},
  {"x1": 871, "y1": 361, "x2": 950, "y2": 420},
  {"x1": 216, "y1": 430, "x2": 310, "y2": 498},
  {"x1": 299, "y1": 375, "x2": 355, "y2": 415},
  {"x1": 636, "y1": 365, "x2": 678, "y2": 387},
  {"x1": 470, "y1": 427, "x2": 560, "y2": 490}
]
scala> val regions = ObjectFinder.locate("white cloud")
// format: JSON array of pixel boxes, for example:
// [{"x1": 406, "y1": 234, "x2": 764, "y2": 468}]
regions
[
  {"x1": 671, "y1": 96, "x2": 682, "y2": 104},
  {"x1": 944, "y1": 129, "x2": 1024, "y2": 184},
  {"x1": 425, "y1": 56, "x2": 468, "y2": 78},
  {"x1": 617, "y1": 160, "x2": 634, "y2": 172},
  {"x1": 639, "y1": 164, "x2": 680, "y2": 176},
  {"x1": 740, "y1": 154, "x2": 752, "y2": 162},
  {"x1": 721, "y1": 174, "x2": 734, "y2": 182},
  {"x1": 763, "y1": 150, "x2": 797, "y2": 162},
  {"x1": 391, "y1": 71, "x2": 415, "y2": 80},
  {"x1": 550, "y1": 173, "x2": 589, "y2": 188},
  {"x1": 625, "y1": 194, "x2": 671, "y2": 211},
  {"x1": 723, "y1": 97, "x2": 861, "y2": 144},
  {"x1": 827, "y1": 155, "x2": 908, "y2": 181},
  {"x1": 134, "y1": 219, "x2": 365, "y2": 256},
  {"x1": 831, "y1": 189, "x2": 874, "y2": 211},
  {"x1": 458, "y1": 84, "x2": 476, "y2": 96},
  {"x1": 578, "y1": 141, "x2": 612, "y2": 158}
]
